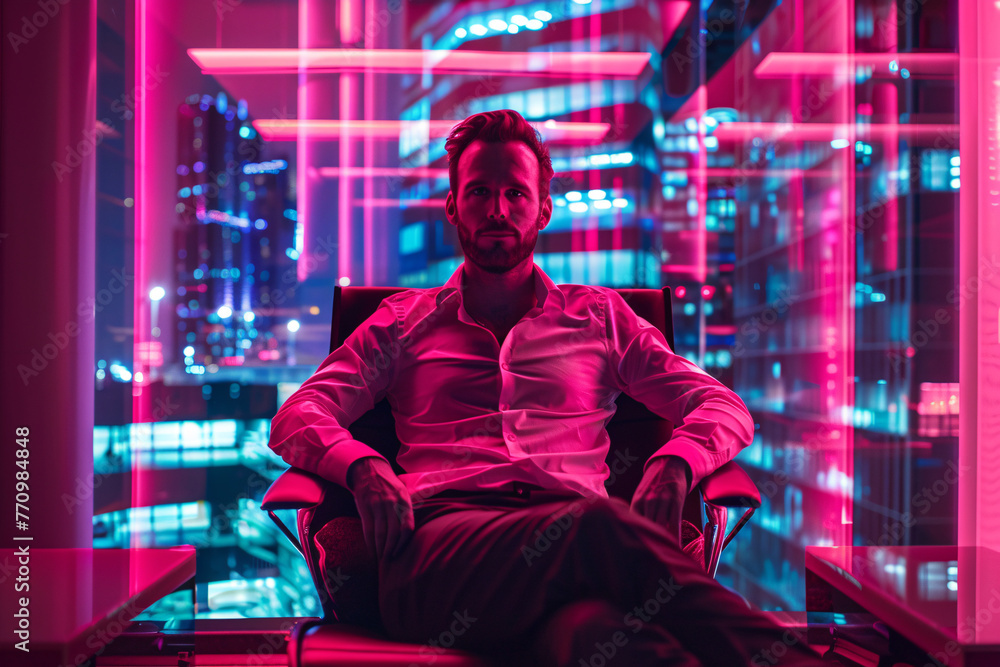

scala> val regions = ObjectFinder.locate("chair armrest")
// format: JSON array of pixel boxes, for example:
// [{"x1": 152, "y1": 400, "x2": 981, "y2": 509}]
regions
[
  {"x1": 261, "y1": 468, "x2": 330, "y2": 510},
  {"x1": 698, "y1": 461, "x2": 761, "y2": 509}
]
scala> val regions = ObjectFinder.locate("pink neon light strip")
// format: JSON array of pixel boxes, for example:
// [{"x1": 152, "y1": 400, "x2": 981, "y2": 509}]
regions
[
  {"x1": 187, "y1": 48, "x2": 651, "y2": 78},
  {"x1": 255, "y1": 119, "x2": 611, "y2": 143},
  {"x1": 295, "y1": 0, "x2": 310, "y2": 283},
  {"x1": 359, "y1": 198, "x2": 447, "y2": 208},
  {"x1": 696, "y1": 84, "x2": 707, "y2": 285},
  {"x1": 318, "y1": 166, "x2": 449, "y2": 178},
  {"x1": 712, "y1": 122, "x2": 958, "y2": 142},
  {"x1": 755, "y1": 52, "x2": 957, "y2": 78}
]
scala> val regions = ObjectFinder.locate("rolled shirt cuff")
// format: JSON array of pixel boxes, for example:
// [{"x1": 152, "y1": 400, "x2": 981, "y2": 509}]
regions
[
  {"x1": 643, "y1": 438, "x2": 717, "y2": 491},
  {"x1": 316, "y1": 439, "x2": 390, "y2": 489}
]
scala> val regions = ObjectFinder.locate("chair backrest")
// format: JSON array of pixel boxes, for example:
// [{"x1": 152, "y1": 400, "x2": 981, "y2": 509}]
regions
[{"x1": 329, "y1": 283, "x2": 690, "y2": 508}]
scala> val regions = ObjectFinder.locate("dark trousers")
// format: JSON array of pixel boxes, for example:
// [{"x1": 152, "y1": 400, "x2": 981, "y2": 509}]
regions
[{"x1": 377, "y1": 487, "x2": 824, "y2": 666}]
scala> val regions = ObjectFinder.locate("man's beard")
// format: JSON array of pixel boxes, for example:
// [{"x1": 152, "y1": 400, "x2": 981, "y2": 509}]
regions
[{"x1": 455, "y1": 208, "x2": 541, "y2": 274}]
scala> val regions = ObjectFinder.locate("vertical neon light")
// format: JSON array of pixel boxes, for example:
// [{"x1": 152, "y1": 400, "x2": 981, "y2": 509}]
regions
[
  {"x1": 339, "y1": 73, "x2": 355, "y2": 286},
  {"x1": 296, "y1": 0, "x2": 311, "y2": 283},
  {"x1": 133, "y1": 0, "x2": 150, "y2": 549},
  {"x1": 696, "y1": 83, "x2": 707, "y2": 286},
  {"x1": 881, "y1": 3, "x2": 899, "y2": 272},
  {"x1": 363, "y1": 0, "x2": 374, "y2": 287},
  {"x1": 838, "y1": 0, "x2": 856, "y2": 545}
]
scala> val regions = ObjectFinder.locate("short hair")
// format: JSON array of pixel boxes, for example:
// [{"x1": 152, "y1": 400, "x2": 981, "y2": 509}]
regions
[{"x1": 445, "y1": 109, "x2": 554, "y2": 203}]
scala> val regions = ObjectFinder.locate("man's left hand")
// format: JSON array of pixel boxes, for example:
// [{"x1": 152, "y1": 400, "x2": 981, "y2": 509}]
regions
[{"x1": 630, "y1": 455, "x2": 692, "y2": 544}]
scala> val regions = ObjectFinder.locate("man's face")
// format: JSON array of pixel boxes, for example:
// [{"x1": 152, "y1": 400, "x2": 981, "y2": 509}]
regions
[{"x1": 445, "y1": 140, "x2": 552, "y2": 274}]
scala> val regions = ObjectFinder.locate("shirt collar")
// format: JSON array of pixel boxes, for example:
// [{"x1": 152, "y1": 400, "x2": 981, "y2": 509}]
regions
[{"x1": 437, "y1": 260, "x2": 566, "y2": 312}]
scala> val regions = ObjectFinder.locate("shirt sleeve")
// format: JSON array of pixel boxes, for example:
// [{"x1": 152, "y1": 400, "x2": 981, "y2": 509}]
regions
[
  {"x1": 267, "y1": 298, "x2": 399, "y2": 489},
  {"x1": 601, "y1": 288, "x2": 755, "y2": 489}
]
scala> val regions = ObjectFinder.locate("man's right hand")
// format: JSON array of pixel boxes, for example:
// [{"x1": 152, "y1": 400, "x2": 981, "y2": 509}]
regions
[{"x1": 346, "y1": 457, "x2": 415, "y2": 560}]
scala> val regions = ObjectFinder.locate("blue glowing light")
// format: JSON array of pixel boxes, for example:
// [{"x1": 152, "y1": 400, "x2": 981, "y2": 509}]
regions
[{"x1": 243, "y1": 159, "x2": 287, "y2": 175}]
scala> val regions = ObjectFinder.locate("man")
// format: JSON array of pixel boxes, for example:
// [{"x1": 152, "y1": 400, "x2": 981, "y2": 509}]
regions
[{"x1": 268, "y1": 110, "x2": 825, "y2": 665}]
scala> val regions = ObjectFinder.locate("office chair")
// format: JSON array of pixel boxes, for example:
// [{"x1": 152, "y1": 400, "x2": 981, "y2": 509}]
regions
[{"x1": 261, "y1": 284, "x2": 762, "y2": 667}]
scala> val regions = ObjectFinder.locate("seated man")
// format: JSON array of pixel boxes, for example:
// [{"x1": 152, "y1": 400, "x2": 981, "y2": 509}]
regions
[{"x1": 268, "y1": 109, "x2": 825, "y2": 666}]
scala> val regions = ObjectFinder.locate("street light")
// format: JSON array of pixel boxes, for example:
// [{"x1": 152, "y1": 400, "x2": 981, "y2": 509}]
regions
[
  {"x1": 287, "y1": 320, "x2": 300, "y2": 366},
  {"x1": 148, "y1": 286, "x2": 166, "y2": 380}
]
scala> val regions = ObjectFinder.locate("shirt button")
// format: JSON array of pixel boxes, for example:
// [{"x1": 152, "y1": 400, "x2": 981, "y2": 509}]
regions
[
  {"x1": 500, "y1": 403, "x2": 509, "y2": 411},
  {"x1": 506, "y1": 433, "x2": 515, "y2": 441},
  {"x1": 501, "y1": 362, "x2": 509, "y2": 370}
]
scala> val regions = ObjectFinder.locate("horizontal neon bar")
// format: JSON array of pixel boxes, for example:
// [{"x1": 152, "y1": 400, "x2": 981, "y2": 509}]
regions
[
  {"x1": 712, "y1": 122, "x2": 958, "y2": 143},
  {"x1": 188, "y1": 48, "x2": 650, "y2": 78},
  {"x1": 359, "y1": 198, "x2": 448, "y2": 208},
  {"x1": 254, "y1": 119, "x2": 610, "y2": 144},
  {"x1": 318, "y1": 167, "x2": 449, "y2": 178},
  {"x1": 667, "y1": 167, "x2": 840, "y2": 179},
  {"x1": 755, "y1": 52, "x2": 957, "y2": 78}
]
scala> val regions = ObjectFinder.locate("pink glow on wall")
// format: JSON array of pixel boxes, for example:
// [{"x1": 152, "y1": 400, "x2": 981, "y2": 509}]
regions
[
  {"x1": 958, "y1": 0, "x2": 1000, "y2": 553},
  {"x1": 134, "y1": 0, "x2": 154, "y2": 547},
  {"x1": 187, "y1": 48, "x2": 651, "y2": 78},
  {"x1": 254, "y1": 119, "x2": 612, "y2": 144}
]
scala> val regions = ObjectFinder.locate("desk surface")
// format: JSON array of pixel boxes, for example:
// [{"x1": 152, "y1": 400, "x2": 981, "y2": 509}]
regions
[
  {"x1": 0, "y1": 546, "x2": 195, "y2": 666},
  {"x1": 807, "y1": 545, "x2": 1000, "y2": 660}
]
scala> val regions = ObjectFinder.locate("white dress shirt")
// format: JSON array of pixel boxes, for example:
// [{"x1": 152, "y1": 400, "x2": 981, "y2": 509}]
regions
[{"x1": 268, "y1": 261, "x2": 755, "y2": 500}]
